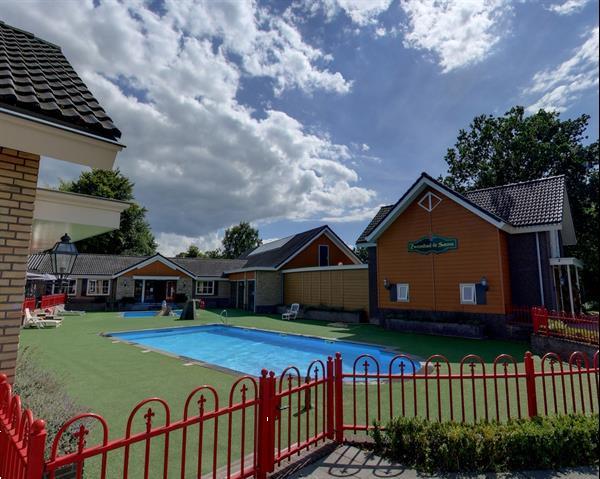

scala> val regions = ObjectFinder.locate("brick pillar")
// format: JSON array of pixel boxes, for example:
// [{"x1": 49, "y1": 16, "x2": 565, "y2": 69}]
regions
[{"x1": 0, "y1": 146, "x2": 40, "y2": 383}]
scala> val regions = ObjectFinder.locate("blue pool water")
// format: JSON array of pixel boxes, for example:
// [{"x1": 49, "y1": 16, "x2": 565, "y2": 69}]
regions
[{"x1": 108, "y1": 325, "x2": 418, "y2": 376}]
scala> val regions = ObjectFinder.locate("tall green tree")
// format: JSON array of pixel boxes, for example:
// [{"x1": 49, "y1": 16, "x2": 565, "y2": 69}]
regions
[
  {"x1": 59, "y1": 169, "x2": 157, "y2": 255},
  {"x1": 177, "y1": 245, "x2": 202, "y2": 258},
  {"x1": 222, "y1": 222, "x2": 261, "y2": 259},
  {"x1": 442, "y1": 106, "x2": 599, "y2": 301}
]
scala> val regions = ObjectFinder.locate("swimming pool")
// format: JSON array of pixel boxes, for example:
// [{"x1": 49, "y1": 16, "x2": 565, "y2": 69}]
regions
[{"x1": 108, "y1": 324, "x2": 418, "y2": 376}]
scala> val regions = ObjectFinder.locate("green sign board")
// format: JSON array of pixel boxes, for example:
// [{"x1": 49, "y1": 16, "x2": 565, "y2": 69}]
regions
[{"x1": 408, "y1": 235, "x2": 458, "y2": 255}]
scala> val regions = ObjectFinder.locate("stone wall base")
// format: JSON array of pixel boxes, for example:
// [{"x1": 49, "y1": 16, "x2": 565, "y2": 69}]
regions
[{"x1": 531, "y1": 334, "x2": 598, "y2": 360}]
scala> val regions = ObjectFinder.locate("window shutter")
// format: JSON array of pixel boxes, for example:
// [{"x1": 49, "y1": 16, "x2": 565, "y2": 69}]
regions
[
  {"x1": 81, "y1": 278, "x2": 88, "y2": 297},
  {"x1": 389, "y1": 284, "x2": 397, "y2": 302},
  {"x1": 214, "y1": 281, "x2": 219, "y2": 296}
]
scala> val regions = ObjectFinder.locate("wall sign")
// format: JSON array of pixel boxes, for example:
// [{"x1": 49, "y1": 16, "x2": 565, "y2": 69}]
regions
[{"x1": 408, "y1": 235, "x2": 458, "y2": 254}]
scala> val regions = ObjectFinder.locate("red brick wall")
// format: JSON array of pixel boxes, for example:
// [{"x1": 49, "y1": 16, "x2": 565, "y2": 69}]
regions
[{"x1": 0, "y1": 147, "x2": 40, "y2": 383}]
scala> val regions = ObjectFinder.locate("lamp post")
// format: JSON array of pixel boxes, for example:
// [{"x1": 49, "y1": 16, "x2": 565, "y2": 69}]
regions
[{"x1": 48, "y1": 233, "x2": 78, "y2": 294}]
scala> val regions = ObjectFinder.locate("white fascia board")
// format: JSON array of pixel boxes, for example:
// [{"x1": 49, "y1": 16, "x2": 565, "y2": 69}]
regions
[
  {"x1": 0, "y1": 109, "x2": 124, "y2": 169},
  {"x1": 114, "y1": 255, "x2": 195, "y2": 278},
  {"x1": 224, "y1": 267, "x2": 277, "y2": 274},
  {"x1": 506, "y1": 223, "x2": 562, "y2": 234},
  {"x1": 194, "y1": 276, "x2": 229, "y2": 281},
  {"x1": 365, "y1": 177, "x2": 508, "y2": 243},
  {"x1": 278, "y1": 228, "x2": 361, "y2": 269},
  {"x1": 281, "y1": 264, "x2": 368, "y2": 274},
  {"x1": 132, "y1": 275, "x2": 181, "y2": 280}
]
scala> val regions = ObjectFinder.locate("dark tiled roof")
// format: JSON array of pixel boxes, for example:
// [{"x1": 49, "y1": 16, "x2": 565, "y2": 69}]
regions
[
  {"x1": 356, "y1": 205, "x2": 393, "y2": 244},
  {"x1": 464, "y1": 176, "x2": 565, "y2": 227},
  {"x1": 28, "y1": 253, "x2": 143, "y2": 276},
  {"x1": 0, "y1": 21, "x2": 121, "y2": 141},
  {"x1": 356, "y1": 174, "x2": 566, "y2": 243},
  {"x1": 239, "y1": 226, "x2": 329, "y2": 269},
  {"x1": 171, "y1": 258, "x2": 247, "y2": 277},
  {"x1": 27, "y1": 253, "x2": 246, "y2": 277}
]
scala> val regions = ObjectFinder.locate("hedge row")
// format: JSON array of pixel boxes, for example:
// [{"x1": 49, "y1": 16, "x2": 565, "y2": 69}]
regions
[{"x1": 369, "y1": 414, "x2": 599, "y2": 473}]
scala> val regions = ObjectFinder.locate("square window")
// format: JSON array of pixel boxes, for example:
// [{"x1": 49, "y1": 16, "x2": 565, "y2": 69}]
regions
[
  {"x1": 460, "y1": 283, "x2": 477, "y2": 304},
  {"x1": 396, "y1": 283, "x2": 409, "y2": 302},
  {"x1": 318, "y1": 245, "x2": 329, "y2": 267},
  {"x1": 196, "y1": 281, "x2": 215, "y2": 295}
]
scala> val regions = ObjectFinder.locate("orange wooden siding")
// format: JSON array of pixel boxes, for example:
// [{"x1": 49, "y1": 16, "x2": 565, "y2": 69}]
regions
[
  {"x1": 377, "y1": 187, "x2": 510, "y2": 314},
  {"x1": 283, "y1": 233, "x2": 355, "y2": 269},
  {"x1": 122, "y1": 261, "x2": 184, "y2": 277},
  {"x1": 283, "y1": 268, "x2": 369, "y2": 312}
]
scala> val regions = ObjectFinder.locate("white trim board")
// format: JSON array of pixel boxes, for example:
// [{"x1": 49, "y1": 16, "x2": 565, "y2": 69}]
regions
[
  {"x1": 282, "y1": 264, "x2": 368, "y2": 274},
  {"x1": 113, "y1": 254, "x2": 195, "y2": 278},
  {"x1": 0, "y1": 109, "x2": 124, "y2": 170}
]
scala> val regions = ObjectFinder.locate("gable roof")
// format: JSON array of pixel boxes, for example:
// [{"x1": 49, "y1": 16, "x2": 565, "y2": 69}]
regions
[
  {"x1": 463, "y1": 175, "x2": 565, "y2": 227},
  {"x1": 357, "y1": 173, "x2": 571, "y2": 244},
  {"x1": 27, "y1": 253, "x2": 247, "y2": 278},
  {"x1": 235, "y1": 225, "x2": 360, "y2": 270},
  {"x1": 0, "y1": 21, "x2": 121, "y2": 141}
]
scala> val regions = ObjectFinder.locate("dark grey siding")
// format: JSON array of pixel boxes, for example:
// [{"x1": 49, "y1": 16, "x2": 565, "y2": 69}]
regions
[
  {"x1": 367, "y1": 247, "x2": 378, "y2": 319},
  {"x1": 508, "y1": 232, "x2": 555, "y2": 308}
]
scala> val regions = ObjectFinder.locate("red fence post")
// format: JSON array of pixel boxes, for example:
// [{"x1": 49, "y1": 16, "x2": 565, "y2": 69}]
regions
[
  {"x1": 326, "y1": 356, "x2": 334, "y2": 440},
  {"x1": 333, "y1": 353, "x2": 344, "y2": 443},
  {"x1": 25, "y1": 419, "x2": 47, "y2": 479},
  {"x1": 524, "y1": 351, "x2": 538, "y2": 418},
  {"x1": 256, "y1": 369, "x2": 276, "y2": 479}
]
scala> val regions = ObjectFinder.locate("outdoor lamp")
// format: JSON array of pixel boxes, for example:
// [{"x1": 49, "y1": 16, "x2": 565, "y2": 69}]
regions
[
  {"x1": 480, "y1": 276, "x2": 488, "y2": 289},
  {"x1": 383, "y1": 278, "x2": 390, "y2": 290},
  {"x1": 49, "y1": 233, "x2": 78, "y2": 281}
]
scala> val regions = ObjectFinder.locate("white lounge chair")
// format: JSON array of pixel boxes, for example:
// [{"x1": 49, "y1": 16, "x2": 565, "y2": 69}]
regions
[
  {"x1": 282, "y1": 303, "x2": 300, "y2": 320},
  {"x1": 23, "y1": 308, "x2": 63, "y2": 329},
  {"x1": 53, "y1": 304, "x2": 85, "y2": 316}
]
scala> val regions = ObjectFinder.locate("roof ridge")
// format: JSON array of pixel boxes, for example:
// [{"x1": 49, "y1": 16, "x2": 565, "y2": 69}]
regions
[
  {"x1": 0, "y1": 21, "x2": 62, "y2": 50},
  {"x1": 465, "y1": 175, "x2": 565, "y2": 194}
]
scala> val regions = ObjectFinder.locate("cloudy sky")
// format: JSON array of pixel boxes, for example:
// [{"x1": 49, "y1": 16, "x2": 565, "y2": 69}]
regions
[{"x1": 3, "y1": 0, "x2": 598, "y2": 255}]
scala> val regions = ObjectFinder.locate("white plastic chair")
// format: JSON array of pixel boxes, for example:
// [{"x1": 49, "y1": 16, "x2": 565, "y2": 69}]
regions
[
  {"x1": 282, "y1": 303, "x2": 300, "y2": 320},
  {"x1": 23, "y1": 308, "x2": 63, "y2": 328},
  {"x1": 53, "y1": 304, "x2": 85, "y2": 316}
]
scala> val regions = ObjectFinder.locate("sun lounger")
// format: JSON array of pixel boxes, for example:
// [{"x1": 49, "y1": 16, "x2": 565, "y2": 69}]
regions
[
  {"x1": 23, "y1": 308, "x2": 63, "y2": 328},
  {"x1": 53, "y1": 304, "x2": 85, "y2": 316},
  {"x1": 282, "y1": 303, "x2": 300, "y2": 320}
]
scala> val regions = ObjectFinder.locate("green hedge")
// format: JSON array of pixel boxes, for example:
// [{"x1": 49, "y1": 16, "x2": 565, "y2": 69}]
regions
[{"x1": 369, "y1": 414, "x2": 599, "y2": 473}]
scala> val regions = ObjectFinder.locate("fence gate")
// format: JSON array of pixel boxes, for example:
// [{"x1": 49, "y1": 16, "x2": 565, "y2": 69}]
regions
[{"x1": 256, "y1": 357, "x2": 334, "y2": 478}]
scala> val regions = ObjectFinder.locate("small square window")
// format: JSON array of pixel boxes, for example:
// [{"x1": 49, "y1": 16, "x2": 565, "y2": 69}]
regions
[
  {"x1": 396, "y1": 283, "x2": 409, "y2": 302},
  {"x1": 460, "y1": 283, "x2": 477, "y2": 304},
  {"x1": 196, "y1": 281, "x2": 215, "y2": 295}
]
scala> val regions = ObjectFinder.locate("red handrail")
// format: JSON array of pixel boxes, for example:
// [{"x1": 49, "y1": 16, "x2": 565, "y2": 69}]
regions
[{"x1": 40, "y1": 293, "x2": 67, "y2": 310}]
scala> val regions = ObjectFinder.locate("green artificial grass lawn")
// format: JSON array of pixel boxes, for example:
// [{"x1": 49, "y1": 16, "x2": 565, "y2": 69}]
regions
[{"x1": 18, "y1": 310, "x2": 595, "y2": 477}]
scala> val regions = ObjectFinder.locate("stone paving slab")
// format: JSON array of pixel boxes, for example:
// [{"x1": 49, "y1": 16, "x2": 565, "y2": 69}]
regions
[{"x1": 285, "y1": 445, "x2": 599, "y2": 479}]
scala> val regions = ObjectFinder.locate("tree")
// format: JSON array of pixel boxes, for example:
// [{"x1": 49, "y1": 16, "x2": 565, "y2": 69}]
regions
[
  {"x1": 222, "y1": 222, "x2": 261, "y2": 259},
  {"x1": 353, "y1": 246, "x2": 369, "y2": 263},
  {"x1": 177, "y1": 245, "x2": 202, "y2": 258},
  {"x1": 59, "y1": 169, "x2": 158, "y2": 255},
  {"x1": 442, "y1": 106, "x2": 599, "y2": 302}
]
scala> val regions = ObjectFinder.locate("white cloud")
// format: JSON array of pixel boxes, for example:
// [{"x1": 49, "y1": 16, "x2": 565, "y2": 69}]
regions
[
  {"x1": 400, "y1": 0, "x2": 512, "y2": 72},
  {"x1": 155, "y1": 232, "x2": 224, "y2": 257},
  {"x1": 525, "y1": 27, "x2": 599, "y2": 112},
  {"x1": 295, "y1": 0, "x2": 394, "y2": 26},
  {"x1": 548, "y1": 0, "x2": 592, "y2": 15},
  {"x1": 2, "y1": 0, "x2": 376, "y2": 246}
]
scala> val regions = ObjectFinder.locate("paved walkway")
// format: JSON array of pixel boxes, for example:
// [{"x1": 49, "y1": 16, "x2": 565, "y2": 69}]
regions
[{"x1": 284, "y1": 445, "x2": 599, "y2": 479}]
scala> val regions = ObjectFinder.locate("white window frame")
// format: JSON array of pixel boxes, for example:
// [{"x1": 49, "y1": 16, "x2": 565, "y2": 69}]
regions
[
  {"x1": 460, "y1": 283, "x2": 477, "y2": 305},
  {"x1": 318, "y1": 244, "x2": 329, "y2": 267},
  {"x1": 87, "y1": 279, "x2": 111, "y2": 296},
  {"x1": 396, "y1": 283, "x2": 409, "y2": 302},
  {"x1": 196, "y1": 280, "x2": 215, "y2": 296},
  {"x1": 51, "y1": 279, "x2": 77, "y2": 296}
]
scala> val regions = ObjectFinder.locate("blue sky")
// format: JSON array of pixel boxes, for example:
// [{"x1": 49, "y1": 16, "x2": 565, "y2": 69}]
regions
[{"x1": 3, "y1": 0, "x2": 598, "y2": 255}]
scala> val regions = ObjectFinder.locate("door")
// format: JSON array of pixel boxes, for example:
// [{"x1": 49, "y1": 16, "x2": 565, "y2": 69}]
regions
[
  {"x1": 165, "y1": 281, "x2": 176, "y2": 301},
  {"x1": 247, "y1": 280, "x2": 255, "y2": 312},
  {"x1": 237, "y1": 281, "x2": 245, "y2": 309}
]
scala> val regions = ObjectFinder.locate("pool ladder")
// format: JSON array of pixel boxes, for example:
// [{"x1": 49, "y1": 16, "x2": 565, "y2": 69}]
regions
[{"x1": 220, "y1": 309, "x2": 228, "y2": 325}]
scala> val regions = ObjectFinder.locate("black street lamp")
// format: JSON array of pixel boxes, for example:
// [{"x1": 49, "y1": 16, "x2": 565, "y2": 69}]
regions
[{"x1": 48, "y1": 234, "x2": 78, "y2": 292}]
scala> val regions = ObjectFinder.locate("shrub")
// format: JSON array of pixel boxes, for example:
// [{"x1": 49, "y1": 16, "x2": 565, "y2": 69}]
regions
[
  {"x1": 14, "y1": 347, "x2": 89, "y2": 457},
  {"x1": 369, "y1": 415, "x2": 599, "y2": 473}
]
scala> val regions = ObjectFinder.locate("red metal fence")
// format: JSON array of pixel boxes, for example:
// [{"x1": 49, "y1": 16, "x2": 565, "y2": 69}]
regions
[
  {"x1": 40, "y1": 294, "x2": 67, "y2": 310},
  {"x1": 1, "y1": 351, "x2": 598, "y2": 479},
  {"x1": 22, "y1": 297, "x2": 36, "y2": 313},
  {"x1": 532, "y1": 306, "x2": 599, "y2": 346}
]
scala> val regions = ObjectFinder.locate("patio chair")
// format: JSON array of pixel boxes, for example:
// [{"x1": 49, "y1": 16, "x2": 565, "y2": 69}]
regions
[
  {"x1": 282, "y1": 303, "x2": 300, "y2": 320},
  {"x1": 53, "y1": 304, "x2": 85, "y2": 316},
  {"x1": 23, "y1": 308, "x2": 63, "y2": 329}
]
